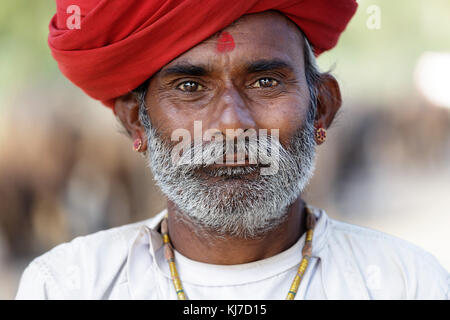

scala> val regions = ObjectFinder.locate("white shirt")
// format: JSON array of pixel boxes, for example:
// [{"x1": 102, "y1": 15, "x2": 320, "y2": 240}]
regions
[{"x1": 15, "y1": 207, "x2": 449, "y2": 299}]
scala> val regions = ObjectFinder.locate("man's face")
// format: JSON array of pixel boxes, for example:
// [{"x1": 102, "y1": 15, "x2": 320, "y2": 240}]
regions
[
  {"x1": 146, "y1": 11, "x2": 311, "y2": 150},
  {"x1": 141, "y1": 11, "x2": 317, "y2": 238}
]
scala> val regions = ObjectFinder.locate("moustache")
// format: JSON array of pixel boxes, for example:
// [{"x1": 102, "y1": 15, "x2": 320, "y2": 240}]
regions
[{"x1": 170, "y1": 134, "x2": 284, "y2": 176}]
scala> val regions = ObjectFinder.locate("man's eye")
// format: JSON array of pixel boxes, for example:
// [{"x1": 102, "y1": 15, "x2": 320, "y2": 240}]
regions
[
  {"x1": 252, "y1": 77, "x2": 279, "y2": 88},
  {"x1": 177, "y1": 81, "x2": 204, "y2": 92}
]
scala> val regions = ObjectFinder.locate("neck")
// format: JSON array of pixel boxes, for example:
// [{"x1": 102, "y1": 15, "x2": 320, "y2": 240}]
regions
[{"x1": 165, "y1": 197, "x2": 307, "y2": 265}]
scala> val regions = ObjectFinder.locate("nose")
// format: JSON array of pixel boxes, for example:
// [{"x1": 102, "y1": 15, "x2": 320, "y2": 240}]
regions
[{"x1": 212, "y1": 86, "x2": 256, "y2": 139}]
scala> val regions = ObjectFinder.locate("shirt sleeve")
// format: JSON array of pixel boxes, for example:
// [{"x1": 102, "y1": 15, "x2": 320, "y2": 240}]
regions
[
  {"x1": 15, "y1": 260, "x2": 58, "y2": 300},
  {"x1": 446, "y1": 273, "x2": 450, "y2": 300},
  {"x1": 414, "y1": 251, "x2": 450, "y2": 300}
]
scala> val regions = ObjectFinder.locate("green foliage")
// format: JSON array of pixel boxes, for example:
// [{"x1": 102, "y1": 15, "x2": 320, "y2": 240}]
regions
[
  {"x1": 0, "y1": 0, "x2": 57, "y2": 94},
  {"x1": 318, "y1": 0, "x2": 450, "y2": 102}
]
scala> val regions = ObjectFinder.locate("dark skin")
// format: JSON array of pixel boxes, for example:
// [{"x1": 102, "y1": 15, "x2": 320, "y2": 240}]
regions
[{"x1": 115, "y1": 12, "x2": 341, "y2": 265}]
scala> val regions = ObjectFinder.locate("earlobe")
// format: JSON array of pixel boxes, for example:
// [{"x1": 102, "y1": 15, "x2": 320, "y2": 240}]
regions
[{"x1": 315, "y1": 73, "x2": 342, "y2": 129}]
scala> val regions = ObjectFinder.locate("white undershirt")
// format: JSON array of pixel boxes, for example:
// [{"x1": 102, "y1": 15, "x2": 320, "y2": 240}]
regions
[{"x1": 155, "y1": 230, "x2": 319, "y2": 300}]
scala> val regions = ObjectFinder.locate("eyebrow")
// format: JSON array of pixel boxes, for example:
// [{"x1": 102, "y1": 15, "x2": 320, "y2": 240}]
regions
[
  {"x1": 159, "y1": 58, "x2": 294, "y2": 78},
  {"x1": 245, "y1": 59, "x2": 295, "y2": 74},
  {"x1": 160, "y1": 63, "x2": 210, "y2": 77}
]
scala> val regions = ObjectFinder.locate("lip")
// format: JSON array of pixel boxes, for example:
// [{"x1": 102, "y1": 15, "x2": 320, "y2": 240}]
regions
[
  {"x1": 210, "y1": 161, "x2": 255, "y2": 168},
  {"x1": 210, "y1": 154, "x2": 254, "y2": 167}
]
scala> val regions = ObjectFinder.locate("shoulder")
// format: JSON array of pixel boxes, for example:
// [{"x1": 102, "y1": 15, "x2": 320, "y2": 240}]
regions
[
  {"x1": 16, "y1": 215, "x2": 161, "y2": 299},
  {"x1": 325, "y1": 216, "x2": 449, "y2": 299}
]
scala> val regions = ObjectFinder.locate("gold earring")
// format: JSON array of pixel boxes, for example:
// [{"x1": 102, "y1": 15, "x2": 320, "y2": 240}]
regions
[
  {"x1": 133, "y1": 138, "x2": 143, "y2": 152},
  {"x1": 315, "y1": 127, "x2": 327, "y2": 144}
]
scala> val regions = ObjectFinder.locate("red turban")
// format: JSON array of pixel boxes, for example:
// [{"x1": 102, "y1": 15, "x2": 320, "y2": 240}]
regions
[{"x1": 48, "y1": 0, "x2": 357, "y2": 113}]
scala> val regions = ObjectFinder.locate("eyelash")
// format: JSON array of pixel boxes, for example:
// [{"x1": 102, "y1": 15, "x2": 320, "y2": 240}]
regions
[
  {"x1": 176, "y1": 80, "x2": 205, "y2": 92},
  {"x1": 175, "y1": 76, "x2": 282, "y2": 93},
  {"x1": 249, "y1": 77, "x2": 280, "y2": 89}
]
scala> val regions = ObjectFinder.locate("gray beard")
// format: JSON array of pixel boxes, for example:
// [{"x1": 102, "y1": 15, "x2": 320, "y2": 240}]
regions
[{"x1": 141, "y1": 108, "x2": 317, "y2": 239}]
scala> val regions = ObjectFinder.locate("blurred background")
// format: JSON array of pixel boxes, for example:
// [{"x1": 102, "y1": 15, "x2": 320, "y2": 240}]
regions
[{"x1": 1, "y1": 0, "x2": 449, "y2": 299}]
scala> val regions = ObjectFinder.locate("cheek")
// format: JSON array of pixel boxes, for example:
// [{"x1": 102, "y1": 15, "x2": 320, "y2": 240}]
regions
[
  {"x1": 252, "y1": 96, "x2": 309, "y2": 145},
  {"x1": 146, "y1": 93, "x2": 181, "y2": 137},
  {"x1": 146, "y1": 94, "x2": 210, "y2": 140}
]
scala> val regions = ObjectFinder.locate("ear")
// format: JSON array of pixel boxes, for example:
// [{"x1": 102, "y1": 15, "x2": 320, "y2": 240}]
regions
[
  {"x1": 114, "y1": 92, "x2": 148, "y2": 152},
  {"x1": 314, "y1": 73, "x2": 342, "y2": 130}
]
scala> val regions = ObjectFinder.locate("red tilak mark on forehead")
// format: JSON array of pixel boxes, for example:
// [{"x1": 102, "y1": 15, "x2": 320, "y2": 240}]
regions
[{"x1": 216, "y1": 31, "x2": 235, "y2": 53}]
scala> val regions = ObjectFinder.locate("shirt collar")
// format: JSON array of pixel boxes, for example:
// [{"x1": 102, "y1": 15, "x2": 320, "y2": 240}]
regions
[{"x1": 126, "y1": 208, "x2": 167, "y2": 299}]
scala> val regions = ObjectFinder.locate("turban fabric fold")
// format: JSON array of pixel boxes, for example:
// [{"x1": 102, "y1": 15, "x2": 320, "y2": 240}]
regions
[{"x1": 49, "y1": 0, "x2": 358, "y2": 112}]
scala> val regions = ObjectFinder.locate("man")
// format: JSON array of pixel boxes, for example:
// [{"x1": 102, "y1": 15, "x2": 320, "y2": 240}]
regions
[{"x1": 16, "y1": 0, "x2": 448, "y2": 299}]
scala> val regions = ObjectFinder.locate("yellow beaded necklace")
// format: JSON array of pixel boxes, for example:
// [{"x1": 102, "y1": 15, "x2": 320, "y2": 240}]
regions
[{"x1": 161, "y1": 205, "x2": 317, "y2": 300}]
